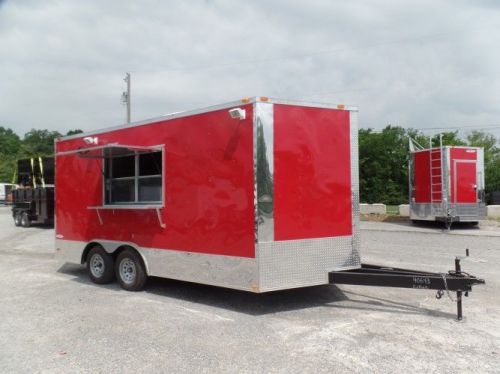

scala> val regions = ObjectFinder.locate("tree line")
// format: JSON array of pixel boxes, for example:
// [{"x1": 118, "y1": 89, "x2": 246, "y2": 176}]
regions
[
  {"x1": 0, "y1": 127, "x2": 82, "y2": 182},
  {"x1": 0, "y1": 125, "x2": 499, "y2": 204}
]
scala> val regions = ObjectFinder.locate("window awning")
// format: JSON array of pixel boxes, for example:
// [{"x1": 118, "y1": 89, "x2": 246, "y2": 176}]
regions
[{"x1": 55, "y1": 143, "x2": 163, "y2": 158}]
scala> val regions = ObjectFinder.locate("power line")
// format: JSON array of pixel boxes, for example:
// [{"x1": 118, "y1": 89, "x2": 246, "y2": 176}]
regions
[
  {"x1": 361, "y1": 124, "x2": 500, "y2": 135},
  {"x1": 416, "y1": 124, "x2": 500, "y2": 131},
  {"x1": 134, "y1": 28, "x2": 476, "y2": 74}
]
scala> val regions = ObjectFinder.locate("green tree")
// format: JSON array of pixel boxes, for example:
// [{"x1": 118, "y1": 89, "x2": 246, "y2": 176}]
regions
[
  {"x1": 467, "y1": 130, "x2": 500, "y2": 193},
  {"x1": 21, "y1": 129, "x2": 62, "y2": 157},
  {"x1": 432, "y1": 131, "x2": 466, "y2": 147},
  {"x1": 0, "y1": 127, "x2": 21, "y2": 155},
  {"x1": 359, "y1": 126, "x2": 411, "y2": 204},
  {"x1": 66, "y1": 129, "x2": 83, "y2": 136},
  {"x1": 0, "y1": 127, "x2": 21, "y2": 182},
  {"x1": 0, "y1": 157, "x2": 17, "y2": 183}
]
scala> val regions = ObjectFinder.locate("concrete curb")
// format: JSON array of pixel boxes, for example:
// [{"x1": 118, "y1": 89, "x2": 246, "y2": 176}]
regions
[{"x1": 361, "y1": 222, "x2": 500, "y2": 238}]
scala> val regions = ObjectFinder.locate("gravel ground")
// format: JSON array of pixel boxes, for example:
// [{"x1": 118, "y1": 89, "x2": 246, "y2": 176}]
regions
[{"x1": 0, "y1": 206, "x2": 499, "y2": 373}]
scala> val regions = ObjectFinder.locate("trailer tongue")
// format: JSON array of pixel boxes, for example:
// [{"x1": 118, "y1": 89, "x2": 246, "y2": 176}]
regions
[{"x1": 329, "y1": 252, "x2": 485, "y2": 320}]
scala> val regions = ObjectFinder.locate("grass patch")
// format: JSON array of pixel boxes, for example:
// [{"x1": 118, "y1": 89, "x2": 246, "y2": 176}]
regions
[
  {"x1": 386, "y1": 205, "x2": 399, "y2": 216},
  {"x1": 360, "y1": 214, "x2": 408, "y2": 222}
]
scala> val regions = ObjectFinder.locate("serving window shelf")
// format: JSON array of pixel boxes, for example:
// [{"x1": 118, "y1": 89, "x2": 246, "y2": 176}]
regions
[{"x1": 87, "y1": 205, "x2": 166, "y2": 228}]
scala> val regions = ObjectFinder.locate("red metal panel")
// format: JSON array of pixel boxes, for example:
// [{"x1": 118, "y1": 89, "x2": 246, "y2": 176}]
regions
[
  {"x1": 450, "y1": 148, "x2": 477, "y2": 203},
  {"x1": 413, "y1": 150, "x2": 432, "y2": 203},
  {"x1": 455, "y1": 163, "x2": 477, "y2": 203},
  {"x1": 55, "y1": 104, "x2": 255, "y2": 258},
  {"x1": 273, "y1": 104, "x2": 352, "y2": 240}
]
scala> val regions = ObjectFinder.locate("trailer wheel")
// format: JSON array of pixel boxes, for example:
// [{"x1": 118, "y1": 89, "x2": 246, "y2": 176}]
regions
[
  {"x1": 86, "y1": 245, "x2": 115, "y2": 284},
  {"x1": 14, "y1": 213, "x2": 22, "y2": 227},
  {"x1": 116, "y1": 249, "x2": 147, "y2": 291},
  {"x1": 21, "y1": 212, "x2": 31, "y2": 228}
]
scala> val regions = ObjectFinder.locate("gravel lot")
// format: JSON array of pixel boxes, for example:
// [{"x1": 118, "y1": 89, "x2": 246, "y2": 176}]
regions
[{"x1": 0, "y1": 206, "x2": 499, "y2": 373}]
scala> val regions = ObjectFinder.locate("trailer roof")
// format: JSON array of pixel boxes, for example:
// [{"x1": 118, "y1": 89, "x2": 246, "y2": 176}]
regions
[
  {"x1": 411, "y1": 146, "x2": 483, "y2": 154},
  {"x1": 57, "y1": 97, "x2": 358, "y2": 142}
]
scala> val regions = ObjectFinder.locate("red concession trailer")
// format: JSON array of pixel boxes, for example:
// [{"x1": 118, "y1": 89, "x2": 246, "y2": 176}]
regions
[
  {"x1": 55, "y1": 98, "x2": 361, "y2": 292},
  {"x1": 55, "y1": 98, "x2": 485, "y2": 320},
  {"x1": 409, "y1": 140, "x2": 486, "y2": 227}
]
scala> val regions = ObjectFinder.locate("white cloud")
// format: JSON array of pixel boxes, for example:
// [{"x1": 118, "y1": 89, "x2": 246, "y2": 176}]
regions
[{"x1": 1, "y1": 0, "x2": 500, "y2": 137}]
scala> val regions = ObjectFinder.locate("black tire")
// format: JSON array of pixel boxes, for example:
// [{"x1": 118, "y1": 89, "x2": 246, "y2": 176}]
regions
[
  {"x1": 86, "y1": 245, "x2": 115, "y2": 284},
  {"x1": 115, "y1": 249, "x2": 147, "y2": 291},
  {"x1": 14, "y1": 212, "x2": 22, "y2": 227},
  {"x1": 21, "y1": 212, "x2": 31, "y2": 228}
]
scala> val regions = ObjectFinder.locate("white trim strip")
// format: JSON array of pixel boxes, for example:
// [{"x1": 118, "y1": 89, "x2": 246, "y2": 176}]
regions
[
  {"x1": 57, "y1": 97, "x2": 358, "y2": 142},
  {"x1": 56, "y1": 143, "x2": 163, "y2": 157}
]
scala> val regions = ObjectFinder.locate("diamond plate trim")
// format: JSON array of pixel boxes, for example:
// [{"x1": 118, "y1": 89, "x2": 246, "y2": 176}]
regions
[
  {"x1": 258, "y1": 236, "x2": 359, "y2": 291},
  {"x1": 452, "y1": 203, "x2": 487, "y2": 221},
  {"x1": 410, "y1": 202, "x2": 486, "y2": 221},
  {"x1": 349, "y1": 110, "x2": 361, "y2": 266}
]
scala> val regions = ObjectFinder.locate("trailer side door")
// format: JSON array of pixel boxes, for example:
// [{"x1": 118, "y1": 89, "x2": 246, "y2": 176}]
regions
[{"x1": 453, "y1": 160, "x2": 477, "y2": 203}]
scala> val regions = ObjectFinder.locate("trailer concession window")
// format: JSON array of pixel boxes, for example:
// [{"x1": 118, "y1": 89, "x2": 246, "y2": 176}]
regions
[
  {"x1": 104, "y1": 149, "x2": 163, "y2": 205},
  {"x1": 56, "y1": 143, "x2": 165, "y2": 227}
]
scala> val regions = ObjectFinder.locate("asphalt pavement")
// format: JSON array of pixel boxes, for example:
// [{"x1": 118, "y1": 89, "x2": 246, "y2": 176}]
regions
[{"x1": 0, "y1": 206, "x2": 499, "y2": 373}]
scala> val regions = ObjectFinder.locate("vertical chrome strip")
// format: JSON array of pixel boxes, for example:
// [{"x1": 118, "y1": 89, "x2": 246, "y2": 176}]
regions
[
  {"x1": 450, "y1": 147, "x2": 451, "y2": 206},
  {"x1": 54, "y1": 142, "x2": 57, "y2": 235},
  {"x1": 162, "y1": 145, "x2": 166, "y2": 207},
  {"x1": 476, "y1": 147, "x2": 485, "y2": 195},
  {"x1": 453, "y1": 159, "x2": 456, "y2": 204},
  {"x1": 255, "y1": 102, "x2": 274, "y2": 243},
  {"x1": 253, "y1": 103, "x2": 258, "y2": 246},
  {"x1": 349, "y1": 110, "x2": 361, "y2": 264},
  {"x1": 252, "y1": 103, "x2": 259, "y2": 286}
]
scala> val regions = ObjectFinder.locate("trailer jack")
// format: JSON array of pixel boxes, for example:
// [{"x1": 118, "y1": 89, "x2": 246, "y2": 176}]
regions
[{"x1": 329, "y1": 252, "x2": 484, "y2": 321}]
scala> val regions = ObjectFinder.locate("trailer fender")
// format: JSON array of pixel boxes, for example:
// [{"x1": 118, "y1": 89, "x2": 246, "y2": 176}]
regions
[
  {"x1": 82, "y1": 240, "x2": 150, "y2": 275},
  {"x1": 113, "y1": 245, "x2": 149, "y2": 277},
  {"x1": 81, "y1": 242, "x2": 103, "y2": 265}
]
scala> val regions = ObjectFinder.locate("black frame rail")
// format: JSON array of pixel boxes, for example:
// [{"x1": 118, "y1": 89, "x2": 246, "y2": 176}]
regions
[{"x1": 329, "y1": 256, "x2": 485, "y2": 320}]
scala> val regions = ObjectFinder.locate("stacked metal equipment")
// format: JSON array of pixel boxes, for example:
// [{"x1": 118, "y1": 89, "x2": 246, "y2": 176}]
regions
[{"x1": 12, "y1": 157, "x2": 55, "y2": 227}]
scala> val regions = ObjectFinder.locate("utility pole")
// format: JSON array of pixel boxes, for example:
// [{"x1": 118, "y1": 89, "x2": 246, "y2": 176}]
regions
[{"x1": 121, "y1": 72, "x2": 131, "y2": 123}]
